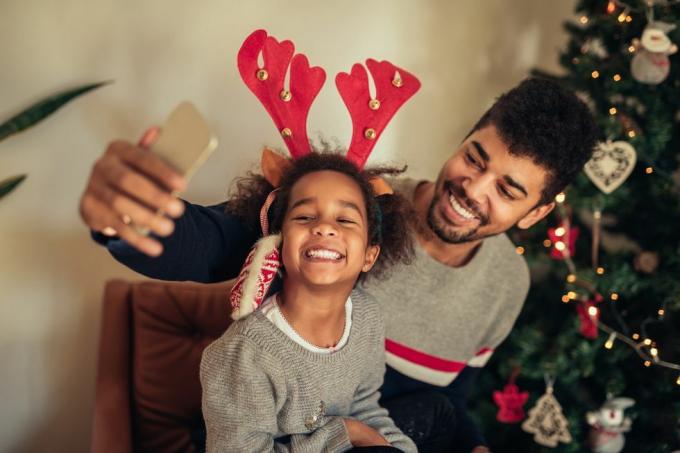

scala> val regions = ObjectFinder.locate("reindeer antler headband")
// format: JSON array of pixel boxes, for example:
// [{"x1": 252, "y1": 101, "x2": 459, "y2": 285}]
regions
[
  {"x1": 239, "y1": 29, "x2": 420, "y2": 172},
  {"x1": 229, "y1": 29, "x2": 420, "y2": 320}
]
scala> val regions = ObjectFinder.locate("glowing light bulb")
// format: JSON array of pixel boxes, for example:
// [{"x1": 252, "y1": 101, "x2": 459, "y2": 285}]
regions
[
  {"x1": 632, "y1": 333, "x2": 640, "y2": 340},
  {"x1": 592, "y1": 71, "x2": 600, "y2": 79},
  {"x1": 596, "y1": 267, "x2": 605, "y2": 275},
  {"x1": 555, "y1": 192, "x2": 566, "y2": 203},
  {"x1": 650, "y1": 347, "x2": 658, "y2": 357},
  {"x1": 643, "y1": 338, "x2": 652, "y2": 346},
  {"x1": 646, "y1": 167, "x2": 654, "y2": 174},
  {"x1": 609, "y1": 107, "x2": 618, "y2": 115},
  {"x1": 628, "y1": 130, "x2": 636, "y2": 138},
  {"x1": 613, "y1": 74, "x2": 622, "y2": 81},
  {"x1": 611, "y1": 293, "x2": 619, "y2": 301},
  {"x1": 562, "y1": 295, "x2": 571, "y2": 303},
  {"x1": 568, "y1": 291, "x2": 577, "y2": 300},
  {"x1": 658, "y1": 309, "x2": 665, "y2": 317},
  {"x1": 515, "y1": 246, "x2": 525, "y2": 255},
  {"x1": 644, "y1": 360, "x2": 652, "y2": 367},
  {"x1": 555, "y1": 241, "x2": 566, "y2": 251},
  {"x1": 555, "y1": 227, "x2": 566, "y2": 237},
  {"x1": 588, "y1": 306, "x2": 598, "y2": 317},
  {"x1": 543, "y1": 239, "x2": 552, "y2": 248},
  {"x1": 567, "y1": 274, "x2": 576, "y2": 283},
  {"x1": 604, "y1": 333, "x2": 616, "y2": 349},
  {"x1": 580, "y1": 15, "x2": 589, "y2": 24}
]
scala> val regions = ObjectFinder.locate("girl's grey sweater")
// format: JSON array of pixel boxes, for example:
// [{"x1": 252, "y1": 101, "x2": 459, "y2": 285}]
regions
[{"x1": 200, "y1": 289, "x2": 417, "y2": 453}]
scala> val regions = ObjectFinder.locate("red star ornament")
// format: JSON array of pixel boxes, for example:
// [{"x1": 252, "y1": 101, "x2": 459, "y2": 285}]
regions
[
  {"x1": 576, "y1": 300, "x2": 600, "y2": 339},
  {"x1": 548, "y1": 225, "x2": 580, "y2": 260},
  {"x1": 493, "y1": 383, "x2": 530, "y2": 423}
]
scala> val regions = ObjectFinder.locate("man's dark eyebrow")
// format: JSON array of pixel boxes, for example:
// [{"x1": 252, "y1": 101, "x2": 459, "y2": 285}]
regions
[
  {"x1": 503, "y1": 175, "x2": 528, "y2": 197},
  {"x1": 471, "y1": 141, "x2": 490, "y2": 162}
]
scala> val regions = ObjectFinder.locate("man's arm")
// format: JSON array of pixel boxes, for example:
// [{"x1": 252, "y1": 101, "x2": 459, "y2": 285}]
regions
[
  {"x1": 81, "y1": 135, "x2": 260, "y2": 282},
  {"x1": 92, "y1": 201, "x2": 258, "y2": 282}
]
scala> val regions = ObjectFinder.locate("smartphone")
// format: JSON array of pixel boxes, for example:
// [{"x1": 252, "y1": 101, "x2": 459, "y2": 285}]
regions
[
  {"x1": 150, "y1": 101, "x2": 218, "y2": 183},
  {"x1": 135, "y1": 102, "x2": 217, "y2": 236}
]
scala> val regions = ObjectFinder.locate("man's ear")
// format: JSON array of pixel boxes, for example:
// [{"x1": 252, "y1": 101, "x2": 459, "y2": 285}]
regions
[
  {"x1": 362, "y1": 245, "x2": 381, "y2": 272},
  {"x1": 517, "y1": 201, "x2": 555, "y2": 230}
]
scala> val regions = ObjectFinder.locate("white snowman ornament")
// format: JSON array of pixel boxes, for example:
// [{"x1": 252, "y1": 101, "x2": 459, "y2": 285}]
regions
[
  {"x1": 631, "y1": 21, "x2": 677, "y2": 84},
  {"x1": 586, "y1": 397, "x2": 635, "y2": 453}
]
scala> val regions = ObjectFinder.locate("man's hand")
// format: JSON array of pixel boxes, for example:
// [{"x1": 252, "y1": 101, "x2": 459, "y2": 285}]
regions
[
  {"x1": 343, "y1": 419, "x2": 390, "y2": 447},
  {"x1": 79, "y1": 128, "x2": 187, "y2": 256},
  {"x1": 471, "y1": 446, "x2": 490, "y2": 453}
]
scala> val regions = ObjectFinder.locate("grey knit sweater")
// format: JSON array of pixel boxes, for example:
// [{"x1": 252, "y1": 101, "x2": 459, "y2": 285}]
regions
[
  {"x1": 362, "y1": 178, "x2": 530, "y2": 387},
  {"x1": 200, "y1": 289, "x2": 417, "y2": 453}
]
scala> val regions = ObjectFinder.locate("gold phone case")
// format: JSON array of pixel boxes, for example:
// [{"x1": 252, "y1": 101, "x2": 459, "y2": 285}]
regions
[{"x1": 150, "y1": 101, "x2": 218, "y2": 183}]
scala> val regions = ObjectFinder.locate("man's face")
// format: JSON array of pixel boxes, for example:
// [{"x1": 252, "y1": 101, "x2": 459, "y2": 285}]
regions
[{"x1": 427, "y1": 124, "x2": 554, "y2": 244}]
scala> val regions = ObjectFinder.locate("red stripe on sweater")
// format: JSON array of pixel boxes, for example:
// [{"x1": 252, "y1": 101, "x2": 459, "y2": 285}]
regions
[{"x1": 385, "y1": 339, "x2": 467, "y2": 373}]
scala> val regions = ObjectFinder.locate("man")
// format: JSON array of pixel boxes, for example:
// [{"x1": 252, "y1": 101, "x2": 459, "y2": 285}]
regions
[{"x1": 81, "y1": 78, "x2": 598, "y2": 451}]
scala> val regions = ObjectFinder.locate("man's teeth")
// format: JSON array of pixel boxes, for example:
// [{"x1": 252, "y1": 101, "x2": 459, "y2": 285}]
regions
[
  {"x1": 449, "y1": 194, "x2": 476, "y2": 220},
  {"x1": 306, "y1": 249, "x2": 342, "y2": 260}
]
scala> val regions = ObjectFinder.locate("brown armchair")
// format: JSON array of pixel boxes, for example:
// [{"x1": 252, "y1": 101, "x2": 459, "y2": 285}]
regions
[{"x1": 91, "y1": 279, "x2": 233, "y2": 453}]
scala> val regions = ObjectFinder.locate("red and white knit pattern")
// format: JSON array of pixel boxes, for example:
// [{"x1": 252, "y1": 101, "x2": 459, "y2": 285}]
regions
[
  {"x1": 229, "y1": 234, "x2": 282, "y2": 320},
  {"x1": 385, "y1": 338, "x2": 494, "y2": 387}
]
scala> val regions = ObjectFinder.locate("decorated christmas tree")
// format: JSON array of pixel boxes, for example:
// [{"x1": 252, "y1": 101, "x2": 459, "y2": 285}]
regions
[{"x1": 472, "y1": 1, "x2": 680, "y2": 451}]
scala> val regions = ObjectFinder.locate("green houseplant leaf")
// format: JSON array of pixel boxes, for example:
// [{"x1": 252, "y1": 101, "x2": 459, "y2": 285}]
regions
[
  {"x1": 0, "y1": 80, "x2": 111, "y2": 141},
  {"x1": 0, "y1": 174, "x2": 27, "y2": 200},
  {"x1": 1, "y1": 81, "x2": 110, "y2": 200}
]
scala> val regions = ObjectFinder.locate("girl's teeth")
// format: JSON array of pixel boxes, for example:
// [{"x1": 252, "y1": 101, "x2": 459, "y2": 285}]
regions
[
  {"x1": 449, "y1": 194, "x2": 475, "y2": 220},
  {"x1": 306, "y1": 249, "x2": 342, "y2": 260}
]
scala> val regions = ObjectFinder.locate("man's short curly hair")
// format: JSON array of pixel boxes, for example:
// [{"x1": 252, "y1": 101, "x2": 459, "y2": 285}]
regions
[
  {"x1": 470, "y1": 77, "x2": 599, "y2": 205},
  {"x1": 225, "y1": 152, "x2": 414, "y2": 281}
]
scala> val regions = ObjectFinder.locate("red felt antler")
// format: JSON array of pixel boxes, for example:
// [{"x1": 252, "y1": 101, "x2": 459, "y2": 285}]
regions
[
  {"x1": 237, "y1": 29, "x2": 326, "y2": 159},
  {"x1": 336, "y1": 59, "x2": 421, "y2": 169}
]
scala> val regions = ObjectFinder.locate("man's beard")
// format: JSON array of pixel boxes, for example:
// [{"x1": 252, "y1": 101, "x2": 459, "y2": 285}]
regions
[{"x1": 426, "y1": 181, "x2": 491, "y2": 244}]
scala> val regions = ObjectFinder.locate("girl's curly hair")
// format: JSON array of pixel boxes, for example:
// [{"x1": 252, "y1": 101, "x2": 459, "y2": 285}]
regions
[{"x1": 225, "y1": 151, "x2": 414, "y2": 280}]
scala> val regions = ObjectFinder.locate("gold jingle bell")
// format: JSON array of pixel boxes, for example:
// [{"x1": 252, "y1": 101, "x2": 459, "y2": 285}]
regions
[
  {"x1": 256, "y1": 69, "x2": 269, "y2": 81},
  {"x1": 281, "y1": 128, "x2": 293, "y2": 138},
  {"x1": 364, "y1": 128, "x2": 377, "y2": 140},
  {"x1": 368, "y1": 99, "x2": 381, "y2": 110},
  {"x1": 392, "y1": 74, "x2": 403, "y2": 88},
  {"x1": 280, "y1": 90, "x2": 292, "y2": 102}
]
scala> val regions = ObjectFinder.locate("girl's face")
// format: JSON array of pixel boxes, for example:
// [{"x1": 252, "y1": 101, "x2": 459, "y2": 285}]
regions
[{"x1": 280, "y1": 170, "x2": 380, "y2": 290}]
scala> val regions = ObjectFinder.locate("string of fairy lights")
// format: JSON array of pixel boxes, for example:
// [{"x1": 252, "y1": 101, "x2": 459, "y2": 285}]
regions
[
  {"x1": 516, "y1": 191, "x2": 680, "y2": 385},
  {"x1": 514, "y1": 0, "x2": 680, "y2": 386}
]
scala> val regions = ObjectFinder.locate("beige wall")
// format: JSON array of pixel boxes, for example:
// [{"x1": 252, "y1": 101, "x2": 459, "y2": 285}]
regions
[{"x1": 0, "y1": 0, "x2": 575, "y2": 451}]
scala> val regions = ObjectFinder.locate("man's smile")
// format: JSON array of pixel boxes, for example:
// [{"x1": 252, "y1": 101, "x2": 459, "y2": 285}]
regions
[{"x1": 441, "y1": 181, "x2": 488, "y2": 227}]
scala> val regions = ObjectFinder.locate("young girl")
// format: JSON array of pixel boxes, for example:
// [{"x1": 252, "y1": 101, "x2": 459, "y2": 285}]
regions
[{"x1": 200, "y1": 152, "x2": 416, "y2": 452}]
